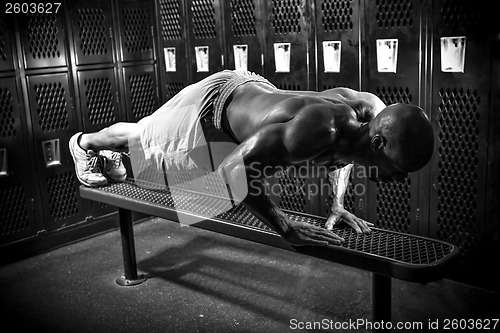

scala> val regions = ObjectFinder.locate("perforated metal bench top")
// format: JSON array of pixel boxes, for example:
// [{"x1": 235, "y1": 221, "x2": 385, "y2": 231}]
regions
[{"x1": 80, "y1": 181, "x2": 459, "y2": 283}]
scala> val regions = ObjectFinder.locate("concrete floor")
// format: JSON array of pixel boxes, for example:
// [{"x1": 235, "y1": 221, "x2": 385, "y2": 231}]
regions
[{"x1": 1, "y1": 217, "x2": 498, "y2": 333}]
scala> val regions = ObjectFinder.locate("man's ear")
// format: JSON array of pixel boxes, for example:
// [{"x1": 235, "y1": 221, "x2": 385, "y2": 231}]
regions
[{"x1": 370, "y1": 134, "x2": 387, "y2": 151}]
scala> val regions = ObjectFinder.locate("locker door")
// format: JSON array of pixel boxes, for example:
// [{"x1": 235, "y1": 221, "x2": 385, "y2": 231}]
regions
[
  {"x1": 429, "y1": 0, "x2": 493, "y2": 286},
  {"x1": 18, "y1": 4, "x2": 68, "y2": 69},
  {"x1": 261, "y1": 0, "x2": 314, "y2": 90},
  {"x1": 157, "y1": 0, "x2": 190, "y2": 102},
  {"x1": 261, "y1": 0, "x2": 320, "y2": 216},
  {"x1": 0, "y1": 15, "x2": 15, "y2": 72},
  {"x1": 77, "y1": 69, "x2": 121, "y2": 133},
  {"x1": 315, "y1": 0, "x2": 361, "y2": 90},
  {"x1": 69, "y1": 0, "x2": 115, "y2": 66},
  {"x1": 0, "y1": 77, "x2": 41, "y2": 245},
  {"x1": 117, "y1": 0, "x2": 154, "y2": 62},
  {"x1": 27, "y1": 73, "x2": 87, "y2": 231},
  {"x1": 223, "y1": 0, "x2": 264, "y2": 74},
  {"x1": 185, "y1": 0, "x2": 224, "y2": 83},
  {"x1": 315, "y1": 0, "x2": 365, "y2": 221},
  {"x1": 363, "y1": 0, "x2": 425, "y2": 235},
  {"x1": 123, "y1": 65, "x2": 159, "y2": 123}
]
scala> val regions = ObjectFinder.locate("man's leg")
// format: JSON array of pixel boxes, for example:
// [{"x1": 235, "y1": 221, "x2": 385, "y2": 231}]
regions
[
  {"x1": 79, "y1": 122, "x2": 143, "y2": 152},
  {"x1": 70, "y1": 122, "x2": 143, "y2": 187}
]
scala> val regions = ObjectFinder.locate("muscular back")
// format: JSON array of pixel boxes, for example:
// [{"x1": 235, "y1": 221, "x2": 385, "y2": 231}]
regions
[{"x1": 226, "y1": 82, "x2": 385, "y2": 143}]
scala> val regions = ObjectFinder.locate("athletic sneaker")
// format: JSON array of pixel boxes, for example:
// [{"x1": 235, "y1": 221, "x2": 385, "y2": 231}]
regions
[
  {"x1": 69, "y1": 132, "x2": 108, "y2": 187},
  {"x1": 100, "y1": 150, "x2": 127, "y2": 182}
]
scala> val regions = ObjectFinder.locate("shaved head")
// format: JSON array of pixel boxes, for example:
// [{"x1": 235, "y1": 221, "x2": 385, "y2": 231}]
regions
[{"x1": 370, "y1": 103, "x2": 434, "y2": 172}]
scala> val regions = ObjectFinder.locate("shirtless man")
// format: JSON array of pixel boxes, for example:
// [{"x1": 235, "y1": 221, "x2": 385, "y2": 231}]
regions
[{"x1": 69, "y1": 70, "x2": 434, "y2": 247}]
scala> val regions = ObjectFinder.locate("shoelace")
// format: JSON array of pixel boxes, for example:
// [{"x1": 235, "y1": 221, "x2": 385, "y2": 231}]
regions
[
  {"x1": 85, "y1": 154, "x2": 103, "y2": 173},
  {"x1": 108, "y1": 152, "x2": 122, "y2": 169}
]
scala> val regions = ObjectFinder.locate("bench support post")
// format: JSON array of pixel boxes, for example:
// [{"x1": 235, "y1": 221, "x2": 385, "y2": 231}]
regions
[
  {"x1": 372, "y1": 273, "x2": 391, "y2": 331},
  {"x1": 115, "y1": 208, "x2": 147, "y2": 286}
]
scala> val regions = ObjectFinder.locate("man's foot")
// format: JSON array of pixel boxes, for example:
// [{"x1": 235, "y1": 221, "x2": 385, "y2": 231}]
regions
[
  {"x1": 100, "y1": 150, "x2": 127, "y2": 182},
  {"x1": 69, "y1": 132, "x2": 108, "y2": 187}
]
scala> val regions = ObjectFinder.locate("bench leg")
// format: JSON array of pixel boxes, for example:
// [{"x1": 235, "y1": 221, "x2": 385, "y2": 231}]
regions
[
  {"x1": 372, "y1": 273, "x2": 391, "y2": 332},
  {"x1": 115, "y1": 208, "x2": 147, "y2": 286}
]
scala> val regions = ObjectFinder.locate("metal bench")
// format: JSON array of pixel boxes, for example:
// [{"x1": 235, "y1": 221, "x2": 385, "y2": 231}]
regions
[{"x1": 80, "y1": 179, "x2": 459, "y2": 326}]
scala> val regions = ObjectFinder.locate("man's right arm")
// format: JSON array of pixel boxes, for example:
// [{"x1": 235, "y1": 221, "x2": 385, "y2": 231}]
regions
[{"x1": 219, "y1": 111, "x2": 345, "y2": 246}]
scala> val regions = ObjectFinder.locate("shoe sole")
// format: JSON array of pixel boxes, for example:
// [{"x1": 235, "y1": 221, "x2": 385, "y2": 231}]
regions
[{"x1": 69, "y1": 134, "x2": 107, "y2": 187}]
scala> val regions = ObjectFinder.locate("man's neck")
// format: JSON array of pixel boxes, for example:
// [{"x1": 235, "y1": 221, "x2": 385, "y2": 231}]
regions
[{"x1": 335, "y1": 122, "x2": 370, "y2": 164}]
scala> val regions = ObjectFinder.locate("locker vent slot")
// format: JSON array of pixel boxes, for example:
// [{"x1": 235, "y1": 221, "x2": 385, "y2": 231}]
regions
[
  {"x1": 230, "y1": 0, "x2": 257, "y2": 36},
  {"x1": 375, "y1": 0, "x2": 414, "y2": 29},
  {"x1": 0, "y1": 25, "x2": 7, "y2": 62},
  {"x1": 123, "y1": 8, "x2": 151, "y2": 53},
  {"x1": 159, "y1": 0, "x2": 182, "y2": 40},
  {"x1": 440, "y1": 0, "x2": 483, "y2": 27},
  {"x1": 34, "y1": 82, "x2": 69, "y2": 132},
  {"x1": 47, "y1": 172, "x2": 79, "y2": 221},
  {"x1": 0, "y1": 87, "x2": 16, "y2": 138},
  {"x1": 27, "y1": 14, "x2": 61, "y2": 59},
  {"x1": 192, "y1": 0, "x2": 217, "y2": 39},
  {"x1": 321, "y1": 0, "x2": 354, "y2": 32},
  {"x1": 129, "y1": 74, "x2": 156, "y2": 119},
  {"x1": 84, "y1": 77, "x2": 116, "y2": 125},
  {"x1": 277, "y1": 83, "x2": 302, "y2": 90},
  {"x1": 0, "y1": 184, "x2": 29, "y2": 236},
  {"x1": 374, "y1": 86, "x2": 413, "y2": 232},
  {"x1": 376, "y1": 86, "x2": 413, "y2": 104},
  {"x1": 376, "y1": 178, "x2": 411, "y2": 232},
  {"x1": 437, "y1": 87, "x2": 480, "y2": 256},
  {"x1": 77, "y1": 8, "x2": 108, "y2": 56},
  {"x1": 276, "y1": 174, "x2": 307, "y2": 213},
  {"x1": 165, "y1": 82, "x2": 185, "y2": 101},
  {"x1": 271, "y1": 0, "x2": 302, "y2": 34}
]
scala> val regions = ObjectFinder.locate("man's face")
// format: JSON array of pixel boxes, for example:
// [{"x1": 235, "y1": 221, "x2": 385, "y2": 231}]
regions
[{"x1": 366, "y1": 151, "x2": 408, "y2": 183}]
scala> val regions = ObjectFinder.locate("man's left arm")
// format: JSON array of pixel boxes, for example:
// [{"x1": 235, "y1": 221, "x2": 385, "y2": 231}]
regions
[{"x1": 325, "y1": 164, "x2": 373, "y2": 233}]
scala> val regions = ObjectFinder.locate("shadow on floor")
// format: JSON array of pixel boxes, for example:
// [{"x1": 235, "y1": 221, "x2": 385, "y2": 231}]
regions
[{"x1": 0, "y1": 217, "x2": 498, "y2": 333}]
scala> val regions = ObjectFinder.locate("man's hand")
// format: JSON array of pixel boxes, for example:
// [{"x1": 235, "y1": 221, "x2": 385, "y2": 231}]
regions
[
  {"x1": 283, "y1": 220, "x2": 345, "y2": 246},
  {"x1": 326, "y1": 205, "x2": 373, "y2": 234}
]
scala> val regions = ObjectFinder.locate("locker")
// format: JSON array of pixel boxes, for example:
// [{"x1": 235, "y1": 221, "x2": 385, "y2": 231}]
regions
[
  {"x1": 261, "y1": 0, "x2": 314, "y2": 90},
  {"x1": 185, "y1": 0, "x2": 225, "y2": 82},
  {"x1": 222, "y1": 0, "x2": 265, "y2": 74},
  {"x1": 157, "y1": 0, "x2": 189, "y2": 102},
  {"x1": 122, "y1": 65, "x2": 159, "y2": 123},
  {"x1": 261, "y1": 0, "x2": 320, "y2": 216},
  {"x1": 69, "y1": 0, "x2": 115, "y2": 65},
  {"x1": 77, "y1": 69, "x2": 121, "y2": 133},
  {"x1": 18, "y1": 3, "x2": 68, "y2": 69},
  {"x1": 0, "y1": 77, "x2": 41, "y2": 245},
  {"x1": 429, "y1": 0, "x2": 492, "y2": 278},
  {"x1": 117, "y1": 0, "x2": 154, "y2": 62},
  {"x1": 27, "y1": 73, "x2": 88, "y2": 230},
  {"x1": 315, "y1": 0, "x2": 365, "y2": 221},
  {"x1": 0, "y1": 15, "x2": 15, "y2": 72},
  {"x1": 315, "y1": 0, "x2": 361, "y2": 90},
  {"x1": 363, "y1": 0, "x2": 425, "y2": 235}
]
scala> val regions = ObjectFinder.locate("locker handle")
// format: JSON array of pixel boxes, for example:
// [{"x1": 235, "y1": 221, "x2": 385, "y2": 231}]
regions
[
  {"x1": 0, "y1": 148, "x2": 7, "y2": 176},
  {"x1": 42, "y1": 139, "x2": 61, "y2": 168}
]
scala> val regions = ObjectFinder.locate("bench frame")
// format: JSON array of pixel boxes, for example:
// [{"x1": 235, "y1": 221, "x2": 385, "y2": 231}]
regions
[{"x1": 80, "y1": 182, "x2": 459, "y2": 329}]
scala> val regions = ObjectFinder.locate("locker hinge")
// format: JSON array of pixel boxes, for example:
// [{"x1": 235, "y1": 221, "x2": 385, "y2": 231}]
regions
[
  {"x1": 416, "y1": 208, "x2": 420, "y2": 223},
  {"x1": 358, "y1": 198, "x2": 364, "y2": 211}
]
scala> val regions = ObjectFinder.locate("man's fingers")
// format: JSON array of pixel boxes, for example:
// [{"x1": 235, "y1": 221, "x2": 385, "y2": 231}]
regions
[
  {"x1": 348, "y1": 220, "x2": 362, "y2": 233},
  {"x1": 311, "y1": 227, "x2": 345, "y2": 244}
]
